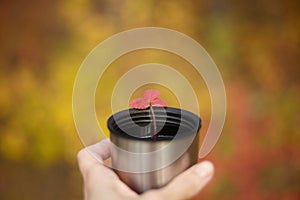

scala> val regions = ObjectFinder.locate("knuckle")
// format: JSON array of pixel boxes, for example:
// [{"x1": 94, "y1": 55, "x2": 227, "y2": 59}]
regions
[{"x1": 77, "y1": 148, "x2": 87, "y2": 161}]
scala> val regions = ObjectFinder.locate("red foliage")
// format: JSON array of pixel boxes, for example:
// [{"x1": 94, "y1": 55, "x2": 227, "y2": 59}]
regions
[{"x1": 129, "y1": 90, "x2": 167, "y2": 109}]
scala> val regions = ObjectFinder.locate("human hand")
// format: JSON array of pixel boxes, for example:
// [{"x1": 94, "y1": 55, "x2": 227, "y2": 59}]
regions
[{"x1": 77, "y1": 139, "x2": 214, "y2": 200}]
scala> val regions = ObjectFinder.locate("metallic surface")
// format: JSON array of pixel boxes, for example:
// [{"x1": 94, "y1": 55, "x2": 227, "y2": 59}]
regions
[{"x1": 110, "y1": 132, "x2": 199, "y2": 193}]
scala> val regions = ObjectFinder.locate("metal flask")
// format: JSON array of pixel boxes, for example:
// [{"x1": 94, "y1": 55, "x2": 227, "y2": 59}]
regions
[{"x1": 107, "y1": 107, "x2": 201, "y2": 193}]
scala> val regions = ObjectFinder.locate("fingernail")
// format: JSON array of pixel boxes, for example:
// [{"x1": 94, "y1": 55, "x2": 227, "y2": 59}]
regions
[{"x1": 194, "y1": 161, "x2": 214, "y2": 178}]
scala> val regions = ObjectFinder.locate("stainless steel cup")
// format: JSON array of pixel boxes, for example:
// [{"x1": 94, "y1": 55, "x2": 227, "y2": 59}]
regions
[{"x1": 107, "y1": 107, "x2": 201, "y2": 193}]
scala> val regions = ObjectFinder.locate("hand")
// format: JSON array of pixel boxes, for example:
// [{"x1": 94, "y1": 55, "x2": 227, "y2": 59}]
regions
[{"x1": 77, "y1": 139, "x2": 214, "y2": 200}]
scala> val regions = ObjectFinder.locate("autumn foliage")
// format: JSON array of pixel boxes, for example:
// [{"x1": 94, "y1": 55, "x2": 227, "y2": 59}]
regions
[{"x1": 0, "y1": 0, "x2": 299, "y2": 199}]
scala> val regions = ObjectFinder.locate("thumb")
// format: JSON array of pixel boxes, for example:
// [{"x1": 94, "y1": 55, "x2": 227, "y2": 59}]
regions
[{"x1": 142, "y1": 161, "x2": 214, "y2": 200}]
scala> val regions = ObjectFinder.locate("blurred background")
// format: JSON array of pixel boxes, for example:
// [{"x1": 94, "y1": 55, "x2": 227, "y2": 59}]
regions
[{"x1": 0, "y1": 0, "x2": 299, "y2": 199}]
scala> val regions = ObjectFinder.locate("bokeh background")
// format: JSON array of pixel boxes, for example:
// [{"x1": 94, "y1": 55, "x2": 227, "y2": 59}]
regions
[{"x1": 0, "y1": 0, "x2": 299, "y2": 199}]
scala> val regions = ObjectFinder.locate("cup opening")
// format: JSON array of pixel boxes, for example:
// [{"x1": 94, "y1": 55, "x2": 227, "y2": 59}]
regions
[{"x1": 107, "y1": 107, "x2": 201, "y2": 141}]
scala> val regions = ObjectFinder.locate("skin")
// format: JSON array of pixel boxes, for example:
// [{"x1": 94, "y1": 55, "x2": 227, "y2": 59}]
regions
[{"x1": 77, "y1": 139, "x2": 214, "y2": 200}]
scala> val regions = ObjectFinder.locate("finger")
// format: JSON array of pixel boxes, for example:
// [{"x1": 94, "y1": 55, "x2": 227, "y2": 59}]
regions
[
  {"x1": 77, "y1": 139, "x2": 120, "y2": 198},
  {"x1": 77, "y1": 139, "x2": 138, "y2": 198},
  {"x1": 87, "y1": 138, "x2": 111, "y2": 162},
  {"x1": 141, "y1": 161, "x2": 214, "y2": 200},
  {"x1": 77, "y1": 138, "x2": 111, "y2": 175}
]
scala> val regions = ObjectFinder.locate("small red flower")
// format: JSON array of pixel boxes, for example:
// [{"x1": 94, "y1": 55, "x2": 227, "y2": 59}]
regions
[{"x1": 129, "y1": 90, "x2": 167, "y2": 109}]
